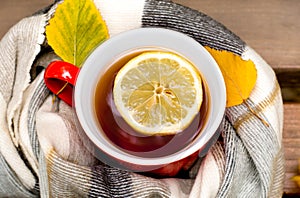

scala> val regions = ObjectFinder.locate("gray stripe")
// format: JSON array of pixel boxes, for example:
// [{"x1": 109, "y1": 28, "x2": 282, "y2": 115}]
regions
[
  {"x1": 25, "y1": 73, "x2": 50, "y2": 194},
  {"x1": 216, "y1": 118, "x2": 237, "y2": 198},
  {"x1": 0, "y1": 153, "x2": 37, "y2": 197},
  {"x1": 228, "y1": 101, "x2": 280, "y2": 195},
  {"x1": 142, "y1": 0, "x2": 245, "y2": 55},
  {"x1": 216, "y1": 100, "x2": 284, "y2": 197},
  {"x1": 28, "y1": 73, "x2": 50, "y2": 160},
  {"x1": 216, "y1": 117, "x2": 263, "y2": 197},
  {"x1": 38, "y1": 151, "x2": 50, "y2": 198}
]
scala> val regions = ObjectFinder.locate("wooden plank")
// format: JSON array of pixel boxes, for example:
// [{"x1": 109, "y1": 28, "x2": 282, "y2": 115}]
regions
[
  {"x1": 174, "y1": 0, "x2": 300, "y2": 70},
  {"x1": 1, "y1": 0, "x2": 300, "y2": 71},
  {"x1": 284, "y1": 172, "x2": 300, "y2": 194},
  {"x1": 276, "y1": 67, "x2": 300, "y2": 103},
  {"x1": 0, "y1": 0, "x2": 52, "y2": 39},
  {"x1": 285, "y1": 159, "x2": 299, "y2": 172},
  {"x1": 283, "y1": 104, "x2": 300, "y2": 194},
  {"x1": 283, "y1": 104, "x2": 300, "y2": 138},
  {"x1": 284, "y1": 139, "x2": 300, "y2": 150}
]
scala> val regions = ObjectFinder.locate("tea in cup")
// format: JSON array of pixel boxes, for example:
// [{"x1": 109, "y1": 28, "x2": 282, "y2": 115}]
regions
[{"x1": 44, "y1": 28, "x2": 226, "y2": 176}]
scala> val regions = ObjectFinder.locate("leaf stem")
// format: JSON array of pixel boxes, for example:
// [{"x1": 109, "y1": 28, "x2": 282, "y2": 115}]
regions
[
  {"x1": 51, "y1": 82, "x2": 69, "y2": 110},
  {"x1": 52, "y1": 95, "x2": 57, "y2": 104},
  {"x1": 51, "y1": 82, "x2": 69, "y2": 105},
  {"x1": 56, "y1": 82, "x2": 69, "y2": 96},
  {"x1": 243, "y1": 100, "x2": 270, "y2": 127}
]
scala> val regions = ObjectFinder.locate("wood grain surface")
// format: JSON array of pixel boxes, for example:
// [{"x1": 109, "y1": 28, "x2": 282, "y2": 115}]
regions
[
  {"x1": 1, "y1": 0, "x2": 300, "y2": 196},
  {"x1": 0, "y1": 0, "x2": 52, "y2": 38},
  {"x1": 1, "y1": 0, "x2": 300, "y2": 70},
  {"x1": 283, "y1": 104, "x2": 300, "y2": 195},
  {"x1": 174, "y1": 0, "x2": 300, "y2": 70}
]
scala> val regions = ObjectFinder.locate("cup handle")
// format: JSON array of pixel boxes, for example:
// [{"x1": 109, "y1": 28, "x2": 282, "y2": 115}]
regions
[{"x1": 44, "y1": 61, "x2": 79, "y2": 106}]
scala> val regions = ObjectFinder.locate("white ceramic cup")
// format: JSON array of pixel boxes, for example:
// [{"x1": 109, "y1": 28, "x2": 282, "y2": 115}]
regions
[{"x1": 74, "y1": 28, "x2": 226, "y2": 173}]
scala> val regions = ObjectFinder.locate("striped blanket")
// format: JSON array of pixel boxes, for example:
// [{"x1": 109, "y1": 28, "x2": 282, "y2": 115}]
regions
[{"x1": 0, "y1": 0, "x2": 284, "y2": 197}]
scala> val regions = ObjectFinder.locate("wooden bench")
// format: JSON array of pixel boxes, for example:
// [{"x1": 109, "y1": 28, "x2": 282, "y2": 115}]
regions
[{"x1": 1, "y1": 0, "x2": 300, "y2": 196}]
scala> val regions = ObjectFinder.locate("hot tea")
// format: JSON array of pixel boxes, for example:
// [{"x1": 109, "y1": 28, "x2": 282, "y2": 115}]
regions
[{"x1": 94, "y1": 48, "x2": 210, "y2": 158}]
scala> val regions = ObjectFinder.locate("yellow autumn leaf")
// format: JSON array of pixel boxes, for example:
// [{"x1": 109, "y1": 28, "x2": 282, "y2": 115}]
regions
[
  {"x1": 46, "y1": 0, "x2": 109, "y2": 67},
  {"x1": 292, "y1": 175, "x2": 300, "y2": 187},
  {"x1": 292, "y1": 159, "x2": 300, "y2": 187},
  {"x1": 205, "y1": 46, "x2": 257, "y2": 107}
]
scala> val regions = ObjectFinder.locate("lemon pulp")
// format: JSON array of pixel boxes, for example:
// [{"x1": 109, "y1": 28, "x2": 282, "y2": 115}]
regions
[{"x1": 113, "y1": 51, "x2": 203, "y2": 135}]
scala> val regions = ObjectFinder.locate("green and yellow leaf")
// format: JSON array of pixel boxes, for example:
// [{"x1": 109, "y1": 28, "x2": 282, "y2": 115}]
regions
[{"x1": 46, "y1": 0, "x2": 109, "y2": 67}]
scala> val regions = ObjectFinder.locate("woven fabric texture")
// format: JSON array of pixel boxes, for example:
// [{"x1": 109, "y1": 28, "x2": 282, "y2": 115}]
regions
[{"x1": 0, "y1": 0, "x2": 284, "y2": 197}]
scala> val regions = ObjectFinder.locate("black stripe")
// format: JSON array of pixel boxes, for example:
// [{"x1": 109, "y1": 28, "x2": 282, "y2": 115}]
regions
[
  {"x1": 142, "y1": 0, "x2": 245, "y2": 55},
  {"x1": 88, "y1": 165, "x2": 134, "y2": 198},
  {"x1": 27, "y1": 77, "x2": 50, "y2": 160}
]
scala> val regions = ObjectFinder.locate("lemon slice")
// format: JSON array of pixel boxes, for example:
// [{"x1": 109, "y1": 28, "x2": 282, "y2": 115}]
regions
[{"x1": 113, "y1": 51, "x2": 203, "y2": 135}]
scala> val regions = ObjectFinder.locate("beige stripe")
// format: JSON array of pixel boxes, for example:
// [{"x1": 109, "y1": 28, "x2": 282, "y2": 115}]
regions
[
  {"x1": 233, "y1": 80, "x2": 280, "y2": 130},
  {"x1": 211, "y1": 142, "x2": 226, "y2": 176},
  {"x1": 46, "y1": 149, "x2": 92, "y2": 197}
]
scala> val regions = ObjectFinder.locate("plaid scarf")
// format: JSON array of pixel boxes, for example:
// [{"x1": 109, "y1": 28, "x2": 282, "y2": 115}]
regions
[{"x1": 0, "y1": 0, "x2": 284, "y2": 197}]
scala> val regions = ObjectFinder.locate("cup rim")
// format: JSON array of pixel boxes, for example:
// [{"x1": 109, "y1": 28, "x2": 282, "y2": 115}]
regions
[{"x1": 74, "y1": 27, "x2": 226, "y2": 167}]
